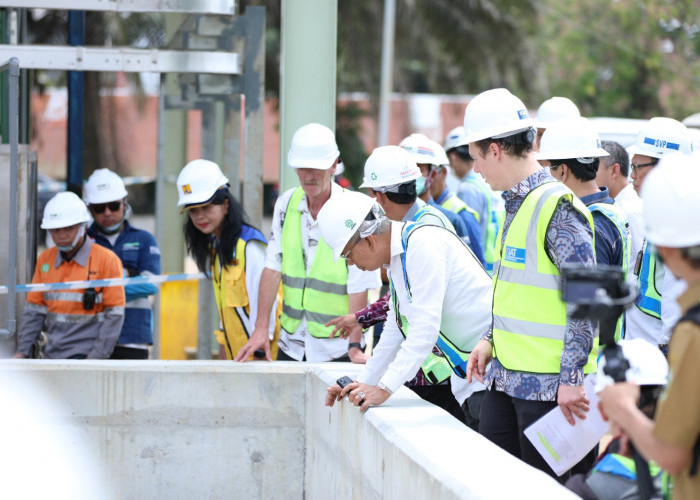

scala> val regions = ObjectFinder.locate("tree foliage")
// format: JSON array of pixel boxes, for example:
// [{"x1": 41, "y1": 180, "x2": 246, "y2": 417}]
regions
[{"x1": 536, "y1": 0, "x2": 700, "y2": 119}]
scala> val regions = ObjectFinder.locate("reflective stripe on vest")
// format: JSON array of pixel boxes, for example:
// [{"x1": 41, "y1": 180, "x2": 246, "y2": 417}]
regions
[
  {"x1": 589, "y1": 201, "x2": 631, "y2": 343},
  {"x1": 391, "y1": 222, "x2": 473, "y2": 380},
  {"x1": 441, "y1": 193, "x2": 480, "y2": 223},
  {"x1": 492, "y1": 182, "x2": 598, "y2": 374},
  {"x1": 212, "y1": 228, "x2": 281, "y2": 359},
  {"x1": 635, "y1": 240, "x2": 662, "y2": 319},
  {"x1": 280, "y1": 187, "x2": 349, "y2": 338},
  {"x1": 465, "y1": 176, "x2": 499, "y2": 275},
  {"x1": 413, "y1": 204, "x2": 453, "y2": 229}
]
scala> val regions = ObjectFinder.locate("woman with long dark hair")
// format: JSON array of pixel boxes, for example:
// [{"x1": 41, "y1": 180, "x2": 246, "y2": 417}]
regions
[{"x1": 176, "y1": 159, "x2": 281, "y2": 360}]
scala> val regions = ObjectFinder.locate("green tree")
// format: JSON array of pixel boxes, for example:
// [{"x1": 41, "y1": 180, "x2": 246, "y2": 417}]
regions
[{"x1": 537, "y1": 0, "x2": 700, "y2": 119}]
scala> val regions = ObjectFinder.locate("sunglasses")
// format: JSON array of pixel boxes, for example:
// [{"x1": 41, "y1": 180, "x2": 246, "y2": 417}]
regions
[{"x1": 90, "y1": 201, "x2": 122, "y2": 214}]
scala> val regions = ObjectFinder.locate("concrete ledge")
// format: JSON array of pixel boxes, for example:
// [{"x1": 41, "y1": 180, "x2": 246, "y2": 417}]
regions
[{"x1": 0, "y1": 360, "x2": 578, "y2": 499}]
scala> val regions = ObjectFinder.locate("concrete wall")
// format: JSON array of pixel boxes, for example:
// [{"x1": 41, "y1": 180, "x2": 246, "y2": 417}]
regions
[{"x1": 0, "y1": 361, "x2": 578, "y2": 500}]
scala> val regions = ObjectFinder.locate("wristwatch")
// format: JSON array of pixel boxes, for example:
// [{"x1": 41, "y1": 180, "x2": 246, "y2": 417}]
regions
[
  {"x1": 348, "y1": 342, "x2": 363, "y2": 351},
  {"x1": 377, "y1": 382, "x2": 393, "y2": 396}
]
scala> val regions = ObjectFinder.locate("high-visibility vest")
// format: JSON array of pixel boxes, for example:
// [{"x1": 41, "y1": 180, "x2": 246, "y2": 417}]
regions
[
  {"x1": 635, "y1": 240, "x2": 663, "y2": 320},
  {"x1": 280, "y1": 187, "x2": 349, "y2": 338},
  {"x1": 440, "y1": 193, "x2": 481, "y2": 224},
  {"x1": 464, "y1": 176, "x2": 500, "y2": 275},
  {"x1": 492, "y1": 182, "x2": 598, "y2": 374},
  {"x1": 390, "y1": 221, "x2": 475, "y2": 381},
  {"x1": 212, "y1": 225, "x2": 281, "y2": 359},
  {"x1": 589, "y1": 201, "x2": 631, "y2": 343}
]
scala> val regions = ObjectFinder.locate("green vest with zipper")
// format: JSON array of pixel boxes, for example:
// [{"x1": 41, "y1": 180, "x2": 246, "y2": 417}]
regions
[
  {"x1": 280, "y1": 187, "x2": 349, "y2": 338},
  {"x1": 589, "y1": 201, "x2": 631, "y2": 343},
  {"x1": 492, "y1": 182, "x2": 598, "y2": 374}
]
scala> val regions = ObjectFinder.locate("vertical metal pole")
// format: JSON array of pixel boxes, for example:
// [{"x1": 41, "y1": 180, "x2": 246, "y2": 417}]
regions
[
  {"x1": 242, "y1": 6, "x2": 265, "y2": 229},
  {"x1": 0, "y1": 57, "x2": 20, "y2": 339},
  {"x1": 378, "y1": 0, "x2": 396, "y2": 147},
  {"x1": 67, "y1": 11, "x2": 85, "y2": 196},
  {"x1": 278, "y1": 0, "x2": 337, "y2": 194}
]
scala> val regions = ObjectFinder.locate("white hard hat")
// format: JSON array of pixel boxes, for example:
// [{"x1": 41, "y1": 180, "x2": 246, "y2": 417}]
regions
[
  {"x1": 360, "y1": 146, "x2": 421, "y2": 189},
  {"x1": 642, "y1": 152, "x2": 700, "y2": 248},
  {"x1": 535, "y1": 117, "x2": 610, "y2": 162},
  {"x1": 399, "y1": 133, "x2": 450, "y2": 167},
  {"x1": 317, "y1": 189, "x2": 377, "y2": 261},
  {"x1": 444, "y1": 126, "x2": 467, "y2": 152},
  {"x1": 628, "y1": 117, "x2": 693, "y2": 159},
  {"x1": 83, "y1": 168, "x2": 128, "y2": 205},
  {"x1": 176, "y1": 159, "x2": 229, "y2": 208},
  {"x1": 533, "y1": 97, "x2": 581, "y2": 129},
  {"x1": 41, "y1": 191, "x2": 91, "y2": 230},
  {"x1": 287, "y1": 123, "x2": 340, "y2": 170},
  {"x1": 595, "y1": 339, "x2": 669, "y2": 393},
  {"x1": 462, "y1": 88, "x2": 535, "y2": 144}
]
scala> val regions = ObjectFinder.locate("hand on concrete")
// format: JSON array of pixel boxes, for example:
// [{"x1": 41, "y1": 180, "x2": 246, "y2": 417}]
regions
[
  {"x1": 234, "y1": 326, "x2": 271, "y2": 362},
  {"x1": 325, "y1": 384, "x2": 344, "y2": 407},
  {"x1": 348, "y1": 344, "x2": 369, "y2": 364},
  {"x1": 348, "y1": 383, "x2": 390, "y2": 413},
  {"x1": 12, "y1": 353, "x2": 26, "y2": 359},
  {"x1": 466, "y1": 339, "x2": 492, "y2": 383},
  {"x1": 557, "y1": 384, "x2": 590, "y2": 426},
  {"x1": 326, "y1": 313, "x2": 362, "y2": 339}
]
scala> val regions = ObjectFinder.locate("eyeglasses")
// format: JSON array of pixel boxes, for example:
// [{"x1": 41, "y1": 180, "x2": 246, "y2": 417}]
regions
[
  {"x1": 631, "y1": 160, "x2": 657, "y2": 174},
  {"x1": 341, "y1": 236, "x2": 360, "y2": 260},
  {"x1": 90, "y1": 201, "x2": 122, "y2": 214}
]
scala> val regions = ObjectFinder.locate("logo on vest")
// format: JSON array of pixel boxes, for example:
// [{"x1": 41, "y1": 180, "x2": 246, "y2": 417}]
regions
[
  {"x1": 41, "y1": 263, "x2": 49, "y2": 273},
  {"x1": 504, "y1": 246, "x2": 526, "y2": 264}
]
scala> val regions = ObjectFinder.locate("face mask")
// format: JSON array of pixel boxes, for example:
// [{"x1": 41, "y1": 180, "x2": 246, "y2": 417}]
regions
[
  {"x1": 57, "y1": 224, "x2": 86, "y2": 252},
  {"x1": 415, "y1": 176, "x2": 427, "y2": 196},
  {"x1": 95, "y1": 203, "x2": 130, "y2": 235},
  {"x1": 96, "y1": 219, "x2": 125, "y2": 235}
]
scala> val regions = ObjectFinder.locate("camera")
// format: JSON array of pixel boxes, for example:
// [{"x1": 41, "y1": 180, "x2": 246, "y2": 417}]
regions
[
  {"x1": 560, "y1": 265, "x2": 635, "y2": 346},
  {"x1": 83, "y1": 288, "x2": 97, "y2": 310}
]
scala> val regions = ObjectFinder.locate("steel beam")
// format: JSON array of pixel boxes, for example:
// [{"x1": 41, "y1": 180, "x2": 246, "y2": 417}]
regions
[
  {"x1": 0, "y1": 45, "x2": 240, "y2": 74},
  {"x1": 0, "y1": 0, "x2": 235, "y2": 15}
]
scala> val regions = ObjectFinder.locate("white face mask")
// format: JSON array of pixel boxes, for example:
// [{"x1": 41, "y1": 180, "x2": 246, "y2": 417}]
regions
[{"x1": 57, "y1": 223, "x2": 86, "y2": 252}]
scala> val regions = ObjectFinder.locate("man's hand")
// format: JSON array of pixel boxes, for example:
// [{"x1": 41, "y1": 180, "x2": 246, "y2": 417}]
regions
[
  {"x1": 326, "y1": 314, "x2": 362, "y2": 339},
  {"x1": 557, "y1": 384, "x2": 590, "y2": 426},
  {"x1": 598, "y1": 382, "x2": 640, "y2": 424},
  {"x1": 326, "y1": 381, "x2": 390, "y2": 413},
  {"x1": 348, "y1": 344, "x2": 369, "y2": 364},
  {"x1": 466, "y1": 339, "x2": 493, "y2": 383},
  {"x1": 12, "y1": 353, "x2": 26, "y2": 359},
  {"x1": 234, "y1": 326, "x2": 271, "y2": 362}
]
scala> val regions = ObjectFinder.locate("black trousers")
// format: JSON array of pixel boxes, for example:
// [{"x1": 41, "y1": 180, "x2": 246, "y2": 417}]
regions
[
  {"x1": 276, "y1": 349, "x2": 350, "y2": 362},
  {"x1": 110, "y1": 345, "x2": 149, "y2": 360},
  {"x1": 479, "y1": 388, "x2": 596, "y2": 482},
  {"x1": 410, "y1": 382, "x2": 466, "y2": 424}
]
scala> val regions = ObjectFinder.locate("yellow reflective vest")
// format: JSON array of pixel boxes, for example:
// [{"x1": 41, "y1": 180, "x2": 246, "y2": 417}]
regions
[
  {"x1": 212, "y1": 225, "x2": 282, "y2": 360},
  {"x1": 280, "y1": 187, "x2": 349, "y2": 338},
  {"x1": 492, "y1": 182, "x2": 597, "y2": 374}
]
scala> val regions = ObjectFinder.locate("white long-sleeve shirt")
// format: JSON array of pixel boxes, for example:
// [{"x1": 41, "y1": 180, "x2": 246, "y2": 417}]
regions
[
  {"x1": 265, "y1": 183, "x2": 380, "y2": 362},
  {"x1": 357, "y1": 221, "x2": 492, "y2": 393}
]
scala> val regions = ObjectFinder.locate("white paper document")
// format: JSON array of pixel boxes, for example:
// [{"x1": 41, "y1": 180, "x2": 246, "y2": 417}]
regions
[{"x1": 524, "y1": 375, "x2": 609, "y2": 476}]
